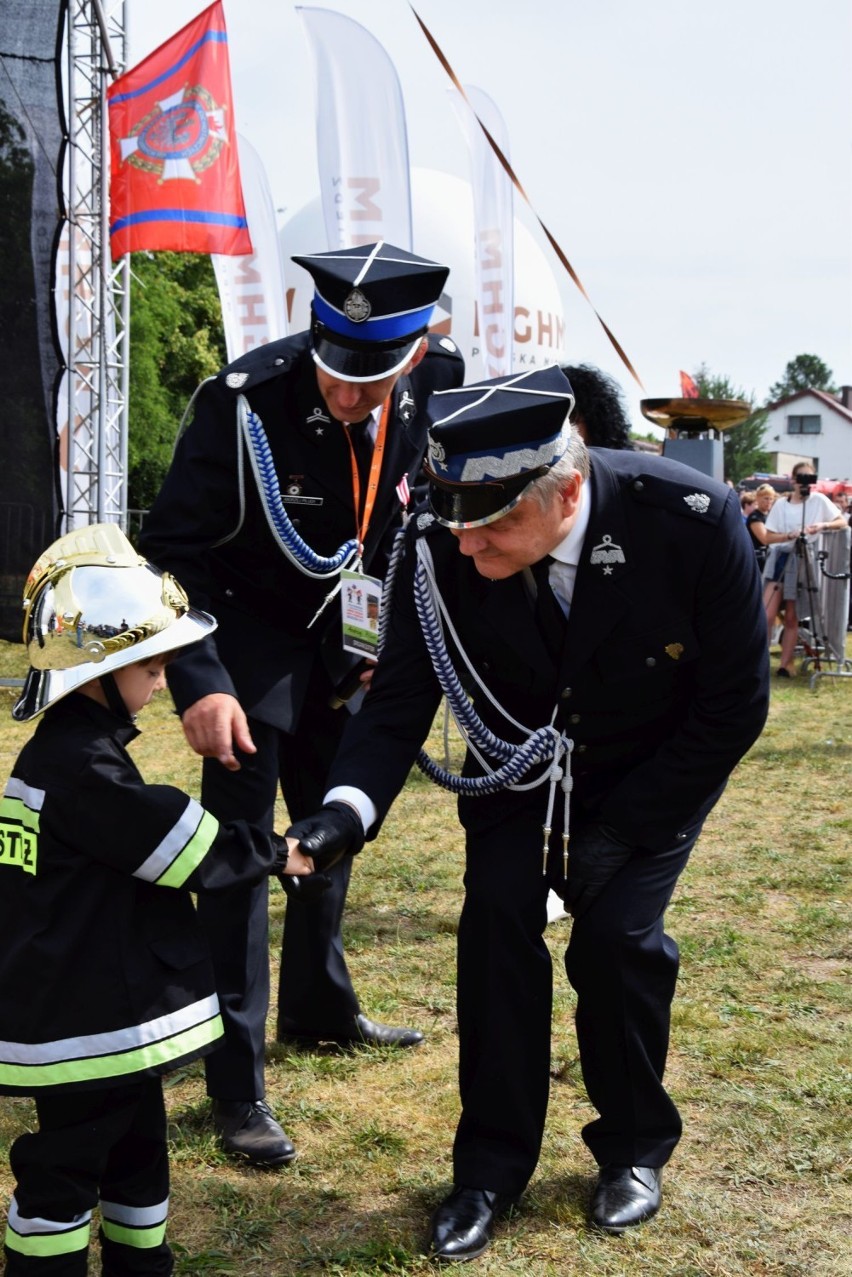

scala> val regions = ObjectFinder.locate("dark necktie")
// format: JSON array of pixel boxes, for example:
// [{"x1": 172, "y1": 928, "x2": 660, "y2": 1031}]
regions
[
  {"x1": 347, "y1": 419, "x2": 374, "y2": 504},
  {"x1": 531, "y1": 555, "x2": 565, "y2": 659}
]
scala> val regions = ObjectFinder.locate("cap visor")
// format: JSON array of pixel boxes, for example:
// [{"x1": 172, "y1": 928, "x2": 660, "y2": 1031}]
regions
[
  {"x1": 311, "y1": 334, "x2": 421, "y2": 383},
  {"x1": 428, "y1": 472, "x2": 538, "y2": 529}
]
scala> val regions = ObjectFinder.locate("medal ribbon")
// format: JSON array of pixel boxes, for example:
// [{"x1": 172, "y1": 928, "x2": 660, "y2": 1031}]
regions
[{"x1": 345, "y1": 397, "x2": 389, "y2": 555}]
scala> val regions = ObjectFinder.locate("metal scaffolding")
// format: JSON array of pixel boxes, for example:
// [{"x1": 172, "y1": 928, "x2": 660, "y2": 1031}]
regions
[{"x1": 62, "y1": 0, "x2": 129, "y2": 530}]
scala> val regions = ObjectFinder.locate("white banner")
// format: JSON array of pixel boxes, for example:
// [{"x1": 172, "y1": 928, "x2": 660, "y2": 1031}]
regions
[
  {"x1": 212, "y1": 135, "x2": 288, "y2": 361},
  {"x1": 298, "y1": 6, "x2": 412, "y2": 251},
  {"x1": 450, "y1": 85, "x2": 515, "y2": 378}
]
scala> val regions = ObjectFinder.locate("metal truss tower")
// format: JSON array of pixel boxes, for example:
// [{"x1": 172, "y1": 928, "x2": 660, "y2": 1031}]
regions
[{"x1": 63, "y1": 0, "x2": 129, "y2": 530}]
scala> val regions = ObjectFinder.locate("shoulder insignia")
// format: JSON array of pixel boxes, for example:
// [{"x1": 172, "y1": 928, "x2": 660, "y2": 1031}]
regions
[
  {"x1": 684, "y1": 492, "x2": 711, "y2": 514},
  {"x1": 416, "y1": 511, "x2": 435, "y2": 532}
]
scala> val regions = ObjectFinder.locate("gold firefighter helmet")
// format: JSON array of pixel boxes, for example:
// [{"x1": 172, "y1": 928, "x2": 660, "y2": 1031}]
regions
[{"x1": 13, "y1": 523, "x2": 216, "y2": 722}]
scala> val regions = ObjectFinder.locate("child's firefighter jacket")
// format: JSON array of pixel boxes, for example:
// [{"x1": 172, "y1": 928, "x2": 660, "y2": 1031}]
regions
[{"x1": 0, "y1": 693, "x2": 284, "y2": 1095}]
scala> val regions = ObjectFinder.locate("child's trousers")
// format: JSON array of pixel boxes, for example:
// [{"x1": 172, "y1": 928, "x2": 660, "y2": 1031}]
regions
[{"x1": 4, "y1": 1078, "x2": 172, "y2": 1276}]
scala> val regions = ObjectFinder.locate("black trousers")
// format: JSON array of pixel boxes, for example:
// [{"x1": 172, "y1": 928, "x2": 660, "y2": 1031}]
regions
[
  {"x1": 198, "y1": 669, "x2": 359, "y2": 1099},
  {"x1": 451, "y1": 805, "x2": 697, "y2": 1198},
  {"x1": 4, "y1": 1080, "x2": 172, "y2": 1277}
]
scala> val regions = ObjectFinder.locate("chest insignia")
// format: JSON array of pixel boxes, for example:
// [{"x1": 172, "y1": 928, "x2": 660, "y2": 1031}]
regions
[
  {"x1": 684, "y1": 492, "x2": 711, "y2": 514},
  {"x1": 225, "y1": 372, "x2": 249, "y2": 389},
  {"x1": 399, "y1": 389, "x2": 416, "y2": 423},
  {"x1": 665, "y1": 643, "x2": 685, "y2": 661},
  {"x1": 589, "y1": 534, "x2": 625, "y2": 575},
  {"x1": 285, "y1": 477, "x2": 303, "y2": 497}
]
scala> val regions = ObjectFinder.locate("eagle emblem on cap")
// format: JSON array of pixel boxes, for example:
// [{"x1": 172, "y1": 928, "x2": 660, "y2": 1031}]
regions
[
  {"x1": 684, "y1": 492, "x2": 711, "y2": 514},
  {"x1": 343, "y1": 288, "x2": 371, "y2": 323},
  {"x1": 428, "y1": 440, "x2": 447, "y2": 470}
]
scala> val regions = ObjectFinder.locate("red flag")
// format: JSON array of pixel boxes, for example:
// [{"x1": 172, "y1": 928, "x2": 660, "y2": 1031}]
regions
[
  {"x1": 107, "y1": 2, "x2": 251, "y2": 258},
  {"x1": 679, "y1": 370, "x2": 700, "y2": 399}
]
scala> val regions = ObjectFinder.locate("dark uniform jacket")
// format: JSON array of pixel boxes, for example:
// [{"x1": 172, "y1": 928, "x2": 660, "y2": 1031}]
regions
[
  {"x1": 139, "y1": 331, "x2": 464, "y2": 731},
  {"x1": 0, "y1": 695, "x2": 283, "y2": 1095},
  {"x1": 327, "y1": 450, "x2": 770, "y2": 851}
]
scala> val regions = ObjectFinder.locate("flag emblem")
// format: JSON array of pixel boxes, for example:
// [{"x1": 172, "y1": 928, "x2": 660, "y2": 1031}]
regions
[{"x1": 118, "y1": 85, "x2": 230, "y2": 183}]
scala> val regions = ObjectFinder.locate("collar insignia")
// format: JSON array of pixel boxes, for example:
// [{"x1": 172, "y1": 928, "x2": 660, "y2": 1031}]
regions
[
  {"x1": 590, "y1": 534, "x2": 626, "y2": 575},
  {"x1": 225, "y1": 372, "x2": 249, "y2": 389}
]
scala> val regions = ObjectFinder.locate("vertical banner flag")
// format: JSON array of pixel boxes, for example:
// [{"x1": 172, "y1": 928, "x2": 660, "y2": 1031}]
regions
[
  {"x1": 212, "y1": 135, "x2": 288, "y2": 361},
  {"x1": 107, "y1": 1, "x2": 251, "y2": 258},
  {"x1": 680, "y1": 370, "x2": 700, "y2": 399},
  {"x1": 450, "y1": 85, "x2": 515, "y2": 378},
  {"x1": 297, "y1": 6, "x2": 412, "y2": 251}
]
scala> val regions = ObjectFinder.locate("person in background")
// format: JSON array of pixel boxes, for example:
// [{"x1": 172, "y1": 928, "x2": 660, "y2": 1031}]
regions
[
  {"x1": 285, "y1": 366, "x2": 770, "y2": 1261},
  {"x1": 0, "y1": 525, "x2": 313, "y2": 1277},
  {"x1": 561, "y1": 363, "x2": 634, "y2": 449},
  {"x1": 740, "y1": 490, "x2": 757, "y2": 520},
  {"x1": 761, "y1": 462, "x2": 847, "y2": 677},
  {"x1": 139, "y1": 241, "x2": 464, "y2": 1167},
  {"x1": 745, "y1": 483, "x2": 776, "y2": 571}
]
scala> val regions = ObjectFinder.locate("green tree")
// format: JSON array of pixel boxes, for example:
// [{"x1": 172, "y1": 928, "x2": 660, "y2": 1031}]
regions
[
  {"x1": 691, "y1": 364, "x2": 770, "y2": 485},
  {"x1": 768, "y1": 354, "x2": 838, "y2": 402},
  {"x1": 127, "y1": 251, "x2": 226, "y2": 513}
]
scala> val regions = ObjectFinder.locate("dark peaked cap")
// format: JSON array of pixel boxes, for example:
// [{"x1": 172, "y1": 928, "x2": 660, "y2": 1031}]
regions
[
  {"x1": 425, "y1": 366, "x2": 576, "y2": 528},
  {"x1": 292, "y1": 240, "x2": 449, "y2": 382}
]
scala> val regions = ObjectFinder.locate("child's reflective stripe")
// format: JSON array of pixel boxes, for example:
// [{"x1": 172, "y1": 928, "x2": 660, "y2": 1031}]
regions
[
  {"x1": 134, "y1": 798, "x2": 219, "y2": 887},
  {"x1": 0, "y1": 995, "x2": 222, "y2": 1088},
  {"x1": 5, "y1": 1198, "x2": 91, "y2": 1257},
  {"x1": 101, "y1": 1196, "x2": 168, "y2": 1249}
]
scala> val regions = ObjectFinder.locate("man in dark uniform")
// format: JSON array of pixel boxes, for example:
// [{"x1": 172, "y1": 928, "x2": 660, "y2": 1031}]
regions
[
  {"x1": 139, "y1": 242, "x2": 463, "y2": 1167},
  {"x1": 288, "y1": 366, "x2": 770, "y2": 1258}
]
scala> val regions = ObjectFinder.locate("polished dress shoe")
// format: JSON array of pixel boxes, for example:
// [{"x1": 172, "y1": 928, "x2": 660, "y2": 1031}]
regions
[
  {"x1": 277, "y1": 1012, "x2": 424, "y2": 1049},
  {"x1": 590, "y1": 1164, "x2": 662, "y2": 1233},
  {"x1": 428, "y1": 1185, "x2": 515, "y2": 1262},
  {"x1": 211, "y1": 1099, "x2": 296, "y2": 1167}
]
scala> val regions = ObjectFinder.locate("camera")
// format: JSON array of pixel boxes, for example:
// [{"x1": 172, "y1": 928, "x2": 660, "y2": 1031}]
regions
[{"x1": 796, "y1": 472, "x2": 818, "y2": 490}]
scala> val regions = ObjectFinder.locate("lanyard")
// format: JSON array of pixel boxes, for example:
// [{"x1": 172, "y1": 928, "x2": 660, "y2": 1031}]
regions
[{"x1": 344, "y1": 397, "x2": 389, "y2": 555}]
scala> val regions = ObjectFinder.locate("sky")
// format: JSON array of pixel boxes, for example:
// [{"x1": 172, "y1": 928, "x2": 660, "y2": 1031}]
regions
[{"x1": 125, "y1": 0, "x2": 852, "y2": 436}]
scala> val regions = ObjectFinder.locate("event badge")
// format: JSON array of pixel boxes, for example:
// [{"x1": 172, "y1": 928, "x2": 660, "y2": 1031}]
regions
[{"x1": 340, "y1": 569, "x2": 382, "y2": 658}]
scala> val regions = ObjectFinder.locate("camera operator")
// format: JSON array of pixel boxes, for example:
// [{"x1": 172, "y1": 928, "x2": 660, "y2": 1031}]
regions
[{"x1": 762, "y1": 462, "x2": 847, "y2": 676}]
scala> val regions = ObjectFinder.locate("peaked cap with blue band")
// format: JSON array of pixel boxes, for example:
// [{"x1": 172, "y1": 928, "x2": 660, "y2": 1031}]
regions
[
  {"x1": 424, "y1": 366, "x2": 576, "y2": 528},
  {"x1": 291, "y1": 240, "x2": 450, "y2": 383}
]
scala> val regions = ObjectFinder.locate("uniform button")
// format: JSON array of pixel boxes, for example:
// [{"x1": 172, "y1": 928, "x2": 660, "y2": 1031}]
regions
[
  {"x1": 274, "y1": 357, "x2": 284, "y2": 365},
  {"x1": 645, "y1": 656, "x2": 656, "y2": 667},
  {"x1": 575, "y1": 744, "x2": 587, "y2": 754},
  {"x1": 568, "y1": 713, "x2": 581, "y2": 724},
  {"x1": 560, "y1": 687, "x2": 572, "y2": 700},
  {"x1": 225, "y1": 588, "x2": 233, "y2": 598},
  {"x1": 633, "y1": 479, "x2": 645, "y2": 492}
]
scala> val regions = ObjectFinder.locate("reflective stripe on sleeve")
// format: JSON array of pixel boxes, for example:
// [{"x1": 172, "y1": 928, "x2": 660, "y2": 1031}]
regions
[
  {"x1": 134, "y1": 798, "x2": 219, "y2": 888},
  {"x1": 0, "y1": 782, "x2": 43, "y2": 877}
]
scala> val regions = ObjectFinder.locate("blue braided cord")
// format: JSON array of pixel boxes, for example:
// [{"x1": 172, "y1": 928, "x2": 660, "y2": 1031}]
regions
[
  {"x1": 377, "y1": 525, "x2": 407, "y2": 655},
  {"x1": 411, "y1": 555, "x2": 564, "y2": 794},
  {"x1": 244, "y1": 409, "x2": 358, "y2": 576}
]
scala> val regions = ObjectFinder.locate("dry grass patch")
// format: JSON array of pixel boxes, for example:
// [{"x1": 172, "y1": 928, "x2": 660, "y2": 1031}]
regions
[{"x1": 0, "y1": 639, "x2": 850, "y2": 1274}]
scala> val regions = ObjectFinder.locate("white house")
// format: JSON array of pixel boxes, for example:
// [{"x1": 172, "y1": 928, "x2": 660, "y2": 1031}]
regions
[{"x1": 762, "y1": 387, "x2": 852, "y2": 481}]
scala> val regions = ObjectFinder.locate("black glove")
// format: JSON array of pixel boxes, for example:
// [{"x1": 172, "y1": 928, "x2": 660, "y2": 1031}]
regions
[
  {"x1": 284, "y1": 801, "x2": 365, "y2": 873},
  {"x1": 269, "y1": 832, "x2": 333, "y2": 902},
  {"x1": 563, "y1": 823, "x2": 635, "y2": 918}
]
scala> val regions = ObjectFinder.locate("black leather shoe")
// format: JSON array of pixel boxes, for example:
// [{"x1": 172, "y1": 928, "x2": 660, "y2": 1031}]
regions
[
  {"x1": 211, "y1": 1099, "x2": 296, "y2": 1167},
  {"x1": 590, "y1": 1164, "x2": 662, "y2": 1234},
  {"x1": 277, "y1": 1013, "x2": 424, "y2": 1049},
  {"x1": 427, "y1": 1185, "x2": 515, "y2": 1262}
]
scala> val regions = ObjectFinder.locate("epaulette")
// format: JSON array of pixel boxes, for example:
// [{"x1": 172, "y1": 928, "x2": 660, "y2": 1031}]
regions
[
  {"x1": 216, "y1": 337, "x2": 304, "y2": 395},
  {"x1": 625, "y1": 471, "x2": 727, "y2": 525},
  {"x1": 425, "y1": 331, "x2": 464, "y2": 365}
]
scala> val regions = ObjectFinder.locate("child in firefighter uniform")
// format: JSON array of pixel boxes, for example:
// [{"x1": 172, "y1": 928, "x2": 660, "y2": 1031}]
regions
[{"x1": 0, "y1": 525, "x2": 314, "y2": 1276}]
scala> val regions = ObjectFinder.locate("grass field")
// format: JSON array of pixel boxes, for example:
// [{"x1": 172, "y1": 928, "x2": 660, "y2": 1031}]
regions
[{"x1": 0, "y1": 638, "x2": 849, "y2": 1275}]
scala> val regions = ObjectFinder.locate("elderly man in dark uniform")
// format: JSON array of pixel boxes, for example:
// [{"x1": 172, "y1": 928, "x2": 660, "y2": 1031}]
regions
[
  {"x1": 288, "y1": 366, "x2": 770, "y2": 1258},
  {"x1": 139, "y1": 242, "x2": 463, "y2": 1167}
]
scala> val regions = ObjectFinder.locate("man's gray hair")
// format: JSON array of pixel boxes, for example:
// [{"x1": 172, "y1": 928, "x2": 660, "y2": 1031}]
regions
[{"x1": 524, "y1": 427, "x2": 589, "y2": 509}]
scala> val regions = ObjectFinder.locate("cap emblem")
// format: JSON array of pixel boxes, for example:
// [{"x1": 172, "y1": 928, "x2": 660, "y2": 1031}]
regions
[
  {"x1": 428, "y1": 439, "x2": 447, "y2": 470},
  {"x1": 343, "y1": 288, "x2": 371, "y2": 323}
]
